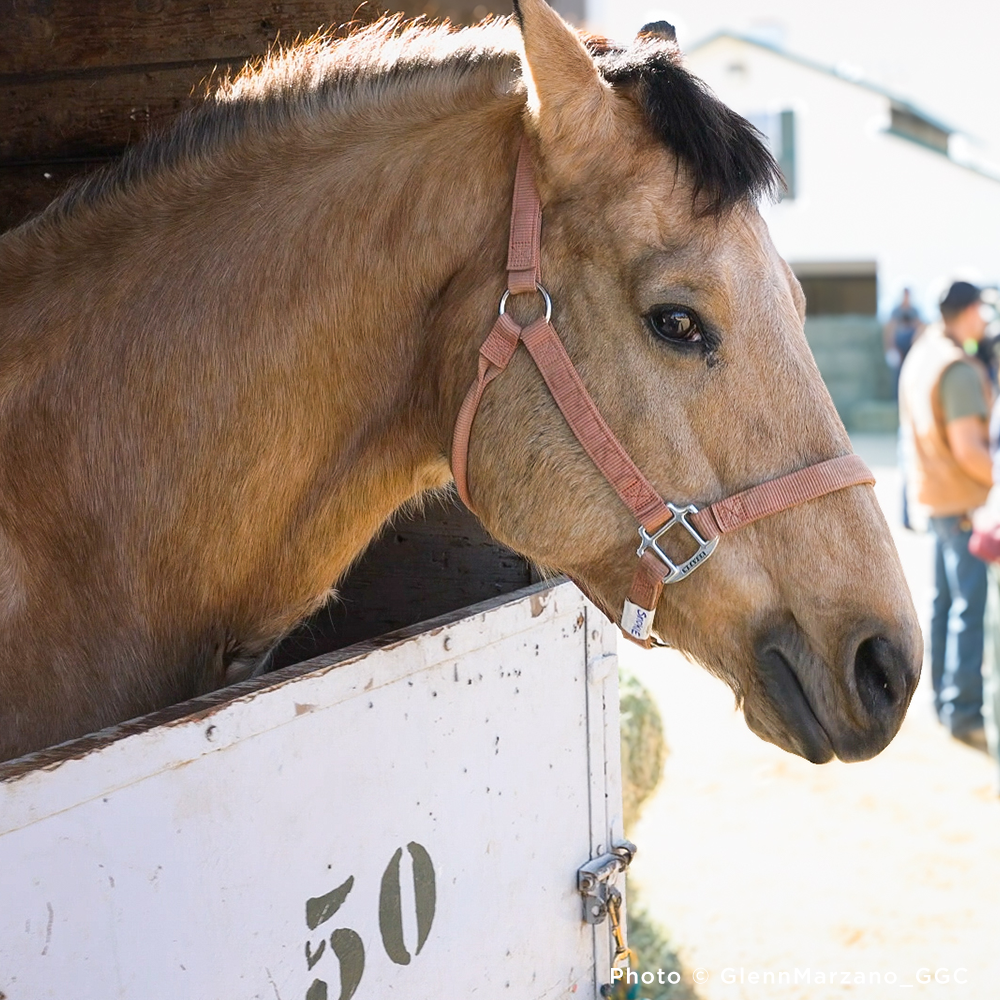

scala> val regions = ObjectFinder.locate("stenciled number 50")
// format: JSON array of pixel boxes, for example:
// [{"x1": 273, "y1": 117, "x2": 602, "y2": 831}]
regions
[{"x1": 304, "y1": 841, "x2": 436, "y2": 1000}]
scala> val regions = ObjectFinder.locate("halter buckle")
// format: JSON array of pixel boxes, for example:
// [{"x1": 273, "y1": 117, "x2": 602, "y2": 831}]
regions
[{"x1": 637, "y1": 503, "x2": 719, "y2": 584}]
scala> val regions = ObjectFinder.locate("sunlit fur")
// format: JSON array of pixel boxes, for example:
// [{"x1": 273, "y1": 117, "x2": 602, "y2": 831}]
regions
[{"x1": 0, "y1": 1, "x2": 919, "y2": 763}]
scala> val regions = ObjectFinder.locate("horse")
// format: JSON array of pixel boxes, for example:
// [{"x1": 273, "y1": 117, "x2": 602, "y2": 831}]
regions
[{"x1": 0, "y1": 0, "x2": 920, "y2": 765}]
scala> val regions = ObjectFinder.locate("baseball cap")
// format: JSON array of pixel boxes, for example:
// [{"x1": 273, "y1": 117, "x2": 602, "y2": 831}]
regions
[{"x1": 940, "y1": 281, "x2": 982, "y2": 318}]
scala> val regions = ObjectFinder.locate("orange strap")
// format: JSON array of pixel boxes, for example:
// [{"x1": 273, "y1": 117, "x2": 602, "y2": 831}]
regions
[
  {"x1": 506, "y1": 143, "x2": 543, "y2": 295},
  {"x1": 452, "y1": 313, "x2": 522, "y2": 512},
  {"x1": 451, "y1": 140, "x2": 875, "y2": 648},
  {"x1": 521, "y1": 318, "x2": 673, "y2": 532},
  {"x1": 689, "y1": 454, "x2": 874, "y2": 541},
  {"x1": 616, "y1": 452, "x2": 874, "y2": 647}
]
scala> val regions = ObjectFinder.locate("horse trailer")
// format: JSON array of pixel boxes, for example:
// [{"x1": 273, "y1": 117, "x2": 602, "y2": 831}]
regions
[{"x1": 0, "y1": 578, "x2": 630, "y2": 999}]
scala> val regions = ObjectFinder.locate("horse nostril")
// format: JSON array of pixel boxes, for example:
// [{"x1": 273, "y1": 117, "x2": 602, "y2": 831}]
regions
[{"x1": 854, "y1": 635, "x2": 906, "y2": 718}]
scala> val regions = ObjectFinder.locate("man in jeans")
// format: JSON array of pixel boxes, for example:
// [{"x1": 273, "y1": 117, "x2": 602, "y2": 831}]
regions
[{"x1": 899, "y1": 281, "x2": 992, "y2": 750}]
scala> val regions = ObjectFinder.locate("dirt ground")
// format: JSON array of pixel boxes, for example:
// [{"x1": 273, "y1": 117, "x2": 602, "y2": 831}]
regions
[{"x1": 621, "y1": 434, "x2": 1000, "y2": 1000}]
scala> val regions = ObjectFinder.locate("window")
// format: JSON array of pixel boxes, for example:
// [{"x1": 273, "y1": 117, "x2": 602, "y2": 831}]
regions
[
  {"x1": 791, "y1": 262, "x2": 878, "y2": 316},
  {"x1": 747, "y1": 109, "x2": 797, "y2": 199},
  {"x1": 887, "y1": 104, "x2": 950, "y2": 155}
]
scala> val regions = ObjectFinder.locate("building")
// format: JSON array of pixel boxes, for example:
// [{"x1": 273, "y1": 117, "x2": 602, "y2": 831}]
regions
[
  {"x1": 686, "y1": 32, "x2": 1000, "y2": 318},
  {"x1": 681, "y1": 33, "x2": 1000, "y2": 428}
]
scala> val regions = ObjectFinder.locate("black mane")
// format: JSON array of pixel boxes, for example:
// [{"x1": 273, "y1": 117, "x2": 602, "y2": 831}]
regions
[{"x1": 594, "y1": 39, "x2": 783, "y2": 215}]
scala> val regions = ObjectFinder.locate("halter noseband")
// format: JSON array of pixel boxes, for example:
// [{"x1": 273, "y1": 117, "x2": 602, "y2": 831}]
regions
[{"x1": 451, "y1": 140, "x2": 875, "y2": 648}]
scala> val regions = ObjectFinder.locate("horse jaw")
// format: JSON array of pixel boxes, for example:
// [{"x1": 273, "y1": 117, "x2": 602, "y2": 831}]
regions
[{"x1": 647, "y1": 483, "x2": 922, "y2": 765}]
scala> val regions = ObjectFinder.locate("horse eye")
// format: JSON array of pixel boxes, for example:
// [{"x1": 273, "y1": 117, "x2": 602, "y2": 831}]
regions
[{"x1": 646, "y1": 306, "x2": 703, "y2": 344}]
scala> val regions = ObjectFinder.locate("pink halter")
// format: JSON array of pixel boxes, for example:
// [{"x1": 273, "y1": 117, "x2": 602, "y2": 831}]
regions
[{"x1": 452, "y1": 140, "x2": 875, "y2": 648}]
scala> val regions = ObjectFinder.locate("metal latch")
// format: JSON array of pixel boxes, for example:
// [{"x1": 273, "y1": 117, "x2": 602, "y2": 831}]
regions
[
  {"x1": 579, "y1": 841, "x2": 637, "y2": 968},
  {"x1": 577, "y1": 841, "x2": 636, "y2": 924}
]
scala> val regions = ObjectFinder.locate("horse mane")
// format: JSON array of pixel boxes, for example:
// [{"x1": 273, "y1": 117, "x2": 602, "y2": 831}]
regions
[
  {"x1": 37, "y1": 18, "x2": 518, "y2": 226},
  {"x1": 34, "y1": 16, "x2": 778, "y2": 227}
]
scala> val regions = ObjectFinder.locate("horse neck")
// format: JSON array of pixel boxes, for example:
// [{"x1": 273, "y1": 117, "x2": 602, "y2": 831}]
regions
[
  {"x1": 173, "y1": 85, "x2": 530, "y2": 588},
  {"x1": 27, "y1": 80, "x2": 523, "y2": 477},
  {"x1": 0, "y1": 77, "x2": 528, "y2": 621},
  {"x1": 289, "y1": 90, "x2": 526, "y2": 498}
]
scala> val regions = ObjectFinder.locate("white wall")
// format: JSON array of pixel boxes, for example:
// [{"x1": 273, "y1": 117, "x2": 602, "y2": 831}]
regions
[
  {"x1": 685, "y1": 37, "x2": 1000, "y2": 320},
  {"x1": 586, "y1": 0, "x2": 1000, "y2": 171}
]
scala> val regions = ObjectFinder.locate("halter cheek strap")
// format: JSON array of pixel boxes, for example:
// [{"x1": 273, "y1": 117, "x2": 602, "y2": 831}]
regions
[{"x1": 452, "y1": 140, "x2": 875, "y2": 648}]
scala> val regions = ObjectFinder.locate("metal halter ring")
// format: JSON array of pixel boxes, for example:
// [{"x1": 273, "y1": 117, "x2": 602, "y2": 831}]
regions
[{"x1": 498, "y1": 283, "x2": 553, "y2": 323}]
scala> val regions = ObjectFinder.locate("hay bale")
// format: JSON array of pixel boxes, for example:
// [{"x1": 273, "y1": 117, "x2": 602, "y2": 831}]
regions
[
  {"x1": 617, "y1": 673, "x2": 698, "y2": 998},
  {"x1": 619, "y1": 669, "x2": 667, "y2": 833}
]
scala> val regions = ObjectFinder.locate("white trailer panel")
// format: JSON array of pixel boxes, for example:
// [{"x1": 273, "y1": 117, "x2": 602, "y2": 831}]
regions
[{"x1": 0, "y1": 581, "x2": 625, "y2": 1000}]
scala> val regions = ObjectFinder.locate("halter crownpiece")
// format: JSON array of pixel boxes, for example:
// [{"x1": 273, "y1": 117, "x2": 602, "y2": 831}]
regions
[{"x1": 452, "y1": 139, "x2": 876, "y2": 648}]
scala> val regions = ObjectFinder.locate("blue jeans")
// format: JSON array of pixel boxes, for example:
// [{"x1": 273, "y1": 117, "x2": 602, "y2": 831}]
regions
[{"x1": 929, "y1": 515, "x2": 986, "y2": 736}]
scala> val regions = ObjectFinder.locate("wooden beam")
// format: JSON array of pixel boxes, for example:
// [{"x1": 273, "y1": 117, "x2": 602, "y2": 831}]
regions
[
  {"x1": 0, "y1": 1, "x2": 521, "y2": 230},
  {"x1": 0, "y1": 1, "x2": 370, "y2": 77},
  {"x1": 1, "y1": 63, "x2": 244, "y2": 163},
  {"x1": 0, "y1": 160, "x2": 111, "y2": 232}
]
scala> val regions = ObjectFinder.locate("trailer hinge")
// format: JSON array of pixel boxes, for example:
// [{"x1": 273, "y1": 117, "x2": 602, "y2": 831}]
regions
[{"x1": 577, "y1": 840, "x2": 636, "y2": 925}]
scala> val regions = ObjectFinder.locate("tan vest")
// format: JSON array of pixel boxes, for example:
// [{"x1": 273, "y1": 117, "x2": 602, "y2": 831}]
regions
[{"x1": 899, "y1": 324, "x2": 992, "y2": 517}]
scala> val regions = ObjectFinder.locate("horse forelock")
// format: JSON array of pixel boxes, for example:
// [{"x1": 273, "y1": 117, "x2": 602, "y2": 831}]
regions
[{"x1": 593, "y1": 40, "x2": 783, "y2": 216}]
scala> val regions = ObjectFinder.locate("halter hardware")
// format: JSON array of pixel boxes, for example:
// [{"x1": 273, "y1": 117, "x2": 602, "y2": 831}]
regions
[
  {"x1": 499, "y1": 283, "x2": 552, "y2": 323},
  {"x1": 451, "y1": 138, "x2": 876, "y2": 649},
  {"x1": 637, "y1": 503, "x2": 719, "y2": 584}
]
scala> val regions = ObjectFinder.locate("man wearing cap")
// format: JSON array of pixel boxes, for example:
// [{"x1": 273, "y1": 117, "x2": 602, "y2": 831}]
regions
[{"x1": 899, "y1": 281, "x2": 992, "y2": 750}]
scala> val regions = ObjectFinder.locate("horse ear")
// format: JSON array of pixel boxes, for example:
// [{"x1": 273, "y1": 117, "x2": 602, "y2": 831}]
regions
[
  {"x1": 638, "y1": 21, "x2": 677, "y2": 44},
  {"x1": 513, "y1": 0, "x2": 618, "y2": 181}
]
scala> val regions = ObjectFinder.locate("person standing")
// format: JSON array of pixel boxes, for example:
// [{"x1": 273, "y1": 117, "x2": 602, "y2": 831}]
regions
[
  {"x1": 899, "y1": 281, "x2": 992, "y2": 750},
  {"x1": 884, "y1": 287, "x2": 925, "y2": 397}
]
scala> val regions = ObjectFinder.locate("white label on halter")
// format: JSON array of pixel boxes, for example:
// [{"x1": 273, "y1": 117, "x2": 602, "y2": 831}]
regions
[{"x1": 621, "y1": 600, "x2": 655, "y2": 642}]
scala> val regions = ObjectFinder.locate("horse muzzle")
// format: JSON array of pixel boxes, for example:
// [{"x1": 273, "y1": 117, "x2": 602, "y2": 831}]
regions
[{"x1": 745, "y1": 622, "x2": 920, "y2": 763}]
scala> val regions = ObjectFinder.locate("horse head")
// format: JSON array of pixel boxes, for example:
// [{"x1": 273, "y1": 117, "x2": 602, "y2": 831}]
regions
[
  {"x1": 460, "y1": 0, "x2": 921, "y2": 763},
  {"x1": 0, "y1": 1, "x2": 921, "y2": 765}
]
